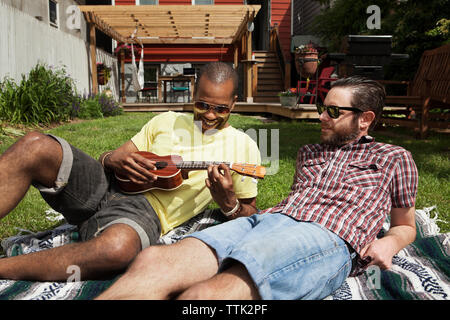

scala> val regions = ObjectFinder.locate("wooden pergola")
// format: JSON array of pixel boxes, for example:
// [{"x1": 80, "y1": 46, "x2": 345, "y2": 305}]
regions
[{"x1": 79, "y1": 5, "x2": 260, "y2": 101}]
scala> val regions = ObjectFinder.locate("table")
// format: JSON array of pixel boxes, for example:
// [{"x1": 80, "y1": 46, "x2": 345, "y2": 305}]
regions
[{"x1": 158, "y1": 75, "x2": 195, "y2": 103}]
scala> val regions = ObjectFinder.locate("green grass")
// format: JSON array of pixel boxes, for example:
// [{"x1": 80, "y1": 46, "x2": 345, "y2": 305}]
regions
[{"x1": 0, "y1": 112, "x2": 448, "y2": 240}]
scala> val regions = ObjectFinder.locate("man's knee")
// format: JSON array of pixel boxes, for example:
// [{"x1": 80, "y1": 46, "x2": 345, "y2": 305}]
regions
[
  {"x1": 126, "y1": 244, "x2": 164, "y2": 273},
  {"x1": 177, "y1": 281, "x2": 216, "y2": 300},
  {"x1": 18, "y1": 131, "x2": 58, "y2": 153},
  {"x1": 100, "y1": 224, "x2": 142, "y2": 268},
  {"x1": 8, "y1": 132, "x2": 62, "y2": 168}
]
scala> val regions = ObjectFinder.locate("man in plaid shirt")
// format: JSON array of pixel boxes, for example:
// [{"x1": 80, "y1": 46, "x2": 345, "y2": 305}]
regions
[{"x1": 98, "y1": 76, "x2": 418, "y2": 300}]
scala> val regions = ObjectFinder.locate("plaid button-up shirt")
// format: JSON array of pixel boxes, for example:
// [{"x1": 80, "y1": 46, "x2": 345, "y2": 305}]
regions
[{"x1": 260, "y1": 136, "x2": 418, "y2": 260}]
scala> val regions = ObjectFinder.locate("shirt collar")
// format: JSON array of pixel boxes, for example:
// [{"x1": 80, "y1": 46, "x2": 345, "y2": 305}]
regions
[{"x1": 359, "y1": 135, "x2": 374, "y2": 143}]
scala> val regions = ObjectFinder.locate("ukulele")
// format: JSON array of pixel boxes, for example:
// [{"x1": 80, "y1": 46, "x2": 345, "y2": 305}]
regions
[{"x1": 115, "y1": 151, "x2": 266, "y2": 194}]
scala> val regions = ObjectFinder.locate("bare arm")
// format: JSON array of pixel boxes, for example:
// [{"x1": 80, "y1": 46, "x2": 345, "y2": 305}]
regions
[
  {"x1": 99, "y1": 140, "x2": 157, "y2": 185},
  {"x1": 360, "y1": 206, "x2": 416, "y2": 269},
  {"x1": 205, "y1": 164, "x2": 258, "y2": 220}
]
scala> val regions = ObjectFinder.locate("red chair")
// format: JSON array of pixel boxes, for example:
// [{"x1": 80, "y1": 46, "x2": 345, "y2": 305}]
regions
[
  {"x1": 297, "y1": 66, "x2": 337, "y2": 104},
  {"x1": 297, "y1": 78, "x2": 318, "y2": 104},
  {"x1": 316, "y1": 66, "x2": 338, "y2": 102}
]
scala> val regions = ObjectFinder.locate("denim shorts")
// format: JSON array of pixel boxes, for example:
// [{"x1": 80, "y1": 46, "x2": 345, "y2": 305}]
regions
[
  {"x1": 32, "y1": 135, "x2": 161, "y2": 250},
  {"x1": 187, "y1": 213, "x2": 353, "y2": 300}
]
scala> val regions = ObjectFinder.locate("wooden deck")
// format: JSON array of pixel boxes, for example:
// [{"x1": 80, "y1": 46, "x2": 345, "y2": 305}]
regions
[{"x1": 121, "y1": 102, "x2": 320, "y2": 120}]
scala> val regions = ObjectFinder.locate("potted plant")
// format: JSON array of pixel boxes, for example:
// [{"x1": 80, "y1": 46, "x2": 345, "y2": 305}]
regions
[
  {"x1": 97, "y1": 62, "x2": 111, "y2": 86},
  {"x1": 295, "y1": 42, "x2": 319, "y2": 78},
  {"x1": 278, "y1": 88, "x2": 298, "y2": 107},
  {"x1": 114, "y1": 43, "x2": 140, "y2": 59}
]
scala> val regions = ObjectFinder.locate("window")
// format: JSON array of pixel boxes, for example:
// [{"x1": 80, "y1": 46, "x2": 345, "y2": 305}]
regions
[
  {"x1": 193, "y1": 0, "x2": 214, "y2": 4},
  {"x1": 144, "y1": 65, "x2": 158, "y2": 84},
  {"x1": 138, "y1": 0, "x2": 158, "y2": 4},
  {"x1": 49, "y1": 0, "x2": 58, "y2": 28}
]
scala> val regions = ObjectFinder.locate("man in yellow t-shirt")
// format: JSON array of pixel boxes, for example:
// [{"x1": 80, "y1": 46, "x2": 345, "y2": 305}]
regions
[
  {"x1": 0, "y1": 62, "x2": 261, "y2": 281},
  {"x1": 130, "y1": 110, "x2": 260, "y2": 235}
]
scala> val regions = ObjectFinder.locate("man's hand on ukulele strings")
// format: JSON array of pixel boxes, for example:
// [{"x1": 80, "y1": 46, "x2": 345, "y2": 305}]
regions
[
  {"x1": 205, "y1": 164, "x2": 237, "y2": 210},
  {"x1": 111, "y1": 151, "x2": 158, "y2": 184}
]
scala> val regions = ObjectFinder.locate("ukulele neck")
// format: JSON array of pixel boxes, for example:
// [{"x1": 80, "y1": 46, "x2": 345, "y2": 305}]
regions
[{"x1": 177, "y1": 161, "x2": 230, "y2": 170}]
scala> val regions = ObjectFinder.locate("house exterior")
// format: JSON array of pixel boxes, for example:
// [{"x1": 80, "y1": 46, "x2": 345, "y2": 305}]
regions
[
  {"x1": 115, "y1": 0, "x2": 291, "y2": 63},
  {"x1": 110, "y1": 0, "x2": 293, "y2": 102},
  {"x1": 1, "y1": 0, "x2": 295, "y2": 103},
  {"x1": 0, "y1": 0, "x2": 120, "y2": 98},
  {"x1": 291, "y1": 0, "x2": 325, "y2": 52}
]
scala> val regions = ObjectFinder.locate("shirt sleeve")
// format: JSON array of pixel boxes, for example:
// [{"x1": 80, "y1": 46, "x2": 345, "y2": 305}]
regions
[
  {"x1": 131, "y1": 115, "x2": 159, "y2": 151},
  {"x1": 390, "y1": 150, "x2": 418, "y2": 208}
]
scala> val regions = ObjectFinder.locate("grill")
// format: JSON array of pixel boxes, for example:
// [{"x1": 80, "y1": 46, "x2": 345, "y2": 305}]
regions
[{"x1": 328, "y1": 35, "x2": 408, "y2": 80}]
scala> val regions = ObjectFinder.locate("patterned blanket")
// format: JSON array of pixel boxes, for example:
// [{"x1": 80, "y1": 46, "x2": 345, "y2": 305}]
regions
[{"x1": 0, "y1": 207, "x2": 448, "y2": 300}]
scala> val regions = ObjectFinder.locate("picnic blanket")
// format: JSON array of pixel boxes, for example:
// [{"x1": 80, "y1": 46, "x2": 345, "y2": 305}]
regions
[{"x1": 0, "y1": 207, "x2": 448, "y2": 300}]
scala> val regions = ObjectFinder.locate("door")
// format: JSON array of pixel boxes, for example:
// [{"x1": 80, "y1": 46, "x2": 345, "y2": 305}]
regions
[{"x1": 246, "y1": 0, "x2": 270, "y2": 51}]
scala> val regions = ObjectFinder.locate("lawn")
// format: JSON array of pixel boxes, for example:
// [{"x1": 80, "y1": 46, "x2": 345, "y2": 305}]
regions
[{"x1": 0, "y1": 112, "x2": 448, "y2": 240}]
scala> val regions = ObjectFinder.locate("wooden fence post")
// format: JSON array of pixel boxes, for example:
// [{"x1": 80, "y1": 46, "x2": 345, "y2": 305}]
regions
[{"x1": 89, "y1": 23, "x2": 98, "y2": 95}]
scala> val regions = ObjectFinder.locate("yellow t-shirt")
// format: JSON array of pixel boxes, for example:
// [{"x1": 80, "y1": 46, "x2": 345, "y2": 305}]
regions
[{"x1": 131, "y1": 112, "x2": 261, "y2": 235}]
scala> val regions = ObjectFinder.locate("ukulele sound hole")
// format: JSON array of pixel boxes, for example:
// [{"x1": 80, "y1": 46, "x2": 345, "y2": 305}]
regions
[{"x1": 155, "y1": 161, "x2": 168, "y2": 170}]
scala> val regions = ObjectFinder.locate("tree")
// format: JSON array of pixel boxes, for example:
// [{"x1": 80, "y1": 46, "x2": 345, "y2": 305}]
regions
[{"x1": 311, "y1": 0, "x2": 450, "y2": 80}]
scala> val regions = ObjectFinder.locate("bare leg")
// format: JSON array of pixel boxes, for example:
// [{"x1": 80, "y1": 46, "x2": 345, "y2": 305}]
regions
[
  {"x1": 96, "y1": 237, "x2": 219, "y2": 300},
  {"x1": 176, "y1": 262, "x2": 261, "y2": 300},
  {"x1": 0, "y1": 223, "x2": 141, "y2": 281},
  {"x1": 0, "y1": 131, "x2": 62, "y2": 218}
]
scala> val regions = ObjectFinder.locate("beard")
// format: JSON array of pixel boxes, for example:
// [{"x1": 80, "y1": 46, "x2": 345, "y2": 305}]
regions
[{"x1": 321, "y1": 114, "x2": 361, "y2": 146}]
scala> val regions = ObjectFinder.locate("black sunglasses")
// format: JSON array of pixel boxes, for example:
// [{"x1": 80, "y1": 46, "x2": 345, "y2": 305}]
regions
[
  {"x1": 194, "y1": 101, "x2": 231, "y2": 115},
  {"x1": 316, "y1": 103, "x2": 363, "y2": 119}
]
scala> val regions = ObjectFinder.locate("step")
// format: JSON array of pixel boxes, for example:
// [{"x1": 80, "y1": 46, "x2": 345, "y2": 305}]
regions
[
  {"x1": 254, "y1": 51, "x2": 275, "y2": 57},
  {"x1": 254, "y1": 57, "x2": 279, "y2": 64},
  {"x1": 258, "y1": 73, "x2": 282, "y2": 80},
  {"x1": 254, "y1": 92, "x2": 280, "y2": 98},
  {"x1": 256, "y1": 62, "x2": 280, "y2": 69},
  {"x1": 254, "y1": 96, "x2": 280, "y2": 103},
  {"x1": 257, "y1": 85, "x2": 283, "y2": 91}
]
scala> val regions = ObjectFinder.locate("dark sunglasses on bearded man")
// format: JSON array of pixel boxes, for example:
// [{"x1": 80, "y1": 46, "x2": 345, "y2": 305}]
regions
[{"x1": 316, "y1": 103, "x2": 363, "y2": 119}]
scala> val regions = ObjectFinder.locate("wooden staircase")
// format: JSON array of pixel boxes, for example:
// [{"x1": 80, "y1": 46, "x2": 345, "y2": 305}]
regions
[{"x1": 253, "y1": 51, "x2": 284, "y2": 103}]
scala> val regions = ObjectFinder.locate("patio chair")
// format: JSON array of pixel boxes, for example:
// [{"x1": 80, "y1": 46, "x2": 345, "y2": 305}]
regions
[
  {"x1": 139, "y1": 82, "x2": 158, "y2": 103},
  {"x1": 297, "y1": 78, "x2": 317, "y2": 104},
  {"x1": 297, "y1": 66, "x2": 337, "y2": 104},
  {"x1": 316, "y1": 66, "x2": 338, "y2": 102},
  {"x1": 170, "y1": 78, "x2": 190, "y2": 103}
]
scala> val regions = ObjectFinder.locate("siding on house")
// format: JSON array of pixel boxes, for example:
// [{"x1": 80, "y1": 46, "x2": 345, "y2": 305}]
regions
[
  {"x1": 271, "y1": 0, "x2": 291, "y2": 59},
  {"x1": 0, "y1": 0, "x2": 119, "y2": 97},
  {"x1": 142, "y1": 45, "x2": 234, "y2": 62},
  {"x1": 292, "y1": 0, "x2": 323, "y2": 35},
  {"x1": 115, "y1": 0, "x2": 135, "y2": 5},
  {"x1": 115, "y1": 1, "x2": 243, "y2": 5},
  {"x1": 215, "y1": 0, "x2": 243, "y2": 4},
  {"x1": 159, "y1": 0, "x2": 190, "y2": 4}
]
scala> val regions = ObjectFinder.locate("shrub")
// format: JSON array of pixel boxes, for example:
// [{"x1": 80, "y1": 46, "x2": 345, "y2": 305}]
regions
[
  {"x1": 0, "y1": 63, "x2": 123, "y2": 124},
  {"x1": 0, "y1": 63, "x2": 77, "y2": 124},
  {"x1": 75, "y1": 92, "x2": 123, "y2": 119},
  {"x1": 98, "y1": 92, "x2": 123, "y2": 117}
]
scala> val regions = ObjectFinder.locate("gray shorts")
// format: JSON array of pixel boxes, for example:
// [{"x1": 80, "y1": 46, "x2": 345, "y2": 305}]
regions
[{"x1": 33, "y1": 135, "x2": 161, "y2": 250}]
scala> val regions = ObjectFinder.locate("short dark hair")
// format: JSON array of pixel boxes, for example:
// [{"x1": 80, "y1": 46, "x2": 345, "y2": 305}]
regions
[
  {"x1": 331, "y1": 76, "x2": 386, "y2": 130},
  {"x1": 195, "y1": 62, "x2": 238, "y2": 99}
]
